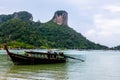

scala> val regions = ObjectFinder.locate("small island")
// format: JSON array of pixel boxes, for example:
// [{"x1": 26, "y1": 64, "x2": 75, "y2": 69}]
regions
[{"x1": 0, "y1": 10, "x2": 109, "y2": 49}]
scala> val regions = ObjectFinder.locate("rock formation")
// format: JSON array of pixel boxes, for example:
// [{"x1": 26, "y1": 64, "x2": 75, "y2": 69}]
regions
[
  {"x1": 0, "y1": 11, "x2": 33, "y2": 22},
  {"x1": 52, "y1": 10, "x2": 68, "y2": 26},
  {"x1": 13, "y1": 11, "x2": 33, "y2": 21}
]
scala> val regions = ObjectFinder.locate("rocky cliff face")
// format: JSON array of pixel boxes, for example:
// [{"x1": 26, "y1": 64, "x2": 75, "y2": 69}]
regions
[
  {"x1": 52, "y1": 10, "x2": 68, "y2": 26},
  {"x1": 13, "y1": 11, "x2": 33, "y2": 21},
  {"x1": 0, "y1": 11, "x2": 33, "y2": 22}
]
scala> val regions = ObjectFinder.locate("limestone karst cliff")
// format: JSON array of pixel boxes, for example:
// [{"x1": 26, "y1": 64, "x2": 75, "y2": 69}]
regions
[
  {"x1": 52, "y1": 10, "x2": 68, "y2": 26},
  {"x1": 0, "y1": 11, "x2": 33, "y2": 22}
]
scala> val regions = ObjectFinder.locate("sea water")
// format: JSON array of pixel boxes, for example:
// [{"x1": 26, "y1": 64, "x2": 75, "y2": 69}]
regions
[{"x1": 0, "y1": 50, "x2": 120, "y2": 80}]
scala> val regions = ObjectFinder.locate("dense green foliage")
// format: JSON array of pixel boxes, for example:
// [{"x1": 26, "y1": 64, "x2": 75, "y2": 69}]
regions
[
  {"x1": 0, "y1": 11, "x2": 108, "y2": 49},
  {"x1": 113, "y1": 46, "x2": 120, "y2": 50}
]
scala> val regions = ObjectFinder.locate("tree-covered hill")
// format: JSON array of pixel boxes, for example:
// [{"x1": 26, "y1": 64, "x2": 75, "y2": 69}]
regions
[{"x1": 0, "y1": 11, "x2": 108, "y2": 49}]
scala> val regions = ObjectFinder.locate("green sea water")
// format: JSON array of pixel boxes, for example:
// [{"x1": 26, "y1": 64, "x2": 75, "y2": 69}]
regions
[{"x1": 0, "y1": 50, "x2": 120, "y2": 80}]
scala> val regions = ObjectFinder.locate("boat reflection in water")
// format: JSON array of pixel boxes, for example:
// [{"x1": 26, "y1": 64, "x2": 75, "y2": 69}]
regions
[{"x1": 2, "y1": 63, "x2": 68, "y2": 80}]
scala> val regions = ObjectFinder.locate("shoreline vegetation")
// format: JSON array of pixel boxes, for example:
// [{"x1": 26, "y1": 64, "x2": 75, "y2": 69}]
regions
[{"x1": 0, "y1": 46, "x2": 118, "y2": 50}]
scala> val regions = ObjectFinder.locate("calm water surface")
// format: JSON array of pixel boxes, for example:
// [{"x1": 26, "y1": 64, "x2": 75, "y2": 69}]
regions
[{"x1": 0, "y1": 50, "x2": 120, "y2": 80}]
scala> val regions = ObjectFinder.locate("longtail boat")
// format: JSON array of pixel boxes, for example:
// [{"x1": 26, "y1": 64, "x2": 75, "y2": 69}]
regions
[{"x1": 3, "y1": 44, "x2": 66, "y2": 65}]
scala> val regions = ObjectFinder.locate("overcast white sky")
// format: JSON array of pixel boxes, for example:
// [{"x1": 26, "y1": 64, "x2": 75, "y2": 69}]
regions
[{"x1": 0, "y1": 0, "x2": 120, "y2": 47}]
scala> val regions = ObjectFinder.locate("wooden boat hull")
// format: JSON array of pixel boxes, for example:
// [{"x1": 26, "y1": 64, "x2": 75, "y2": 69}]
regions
[
  {"x1": 3, "y1": 44, "x2": 84, "y2": 65},
  {"x1": 8, "y1": 52, "x2": 66, "y2": 65},
  {"x1": 3, "y1": 44, "x2": 66, "y2": 65}
]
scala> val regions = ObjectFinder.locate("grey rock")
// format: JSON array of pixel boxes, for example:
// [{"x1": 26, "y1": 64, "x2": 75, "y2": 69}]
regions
[
  {"x1": 0, "y1": 11, "x2": 33, "y2": 22},
  {"x1": 52, "y1": 10, "x2": 68, "y2": 26}
]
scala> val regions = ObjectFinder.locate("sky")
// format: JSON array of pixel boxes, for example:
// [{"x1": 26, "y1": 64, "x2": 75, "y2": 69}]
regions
[{"x1": 0, "y1": 0, "x2": 120, "y2": 47}]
